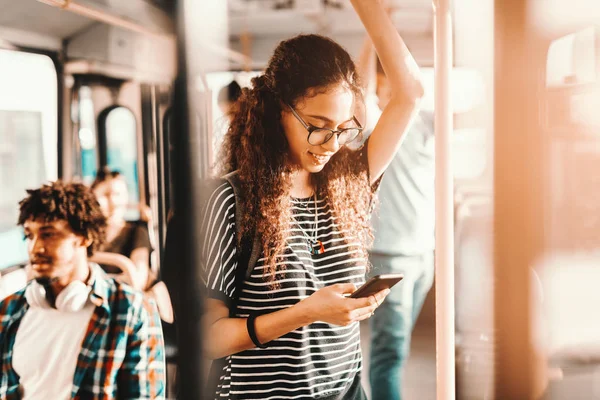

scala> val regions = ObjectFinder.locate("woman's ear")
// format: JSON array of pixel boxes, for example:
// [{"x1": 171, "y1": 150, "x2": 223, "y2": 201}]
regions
[{"x1": 279, "y1": 101, "x2": 291, "y2": 118}]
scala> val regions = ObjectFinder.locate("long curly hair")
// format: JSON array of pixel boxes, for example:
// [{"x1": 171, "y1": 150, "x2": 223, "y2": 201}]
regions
[
  {"x1": 18, "y1": 181, "x2": 107, "y2": 256},
  {"x1": 218, "y1": 34, "x2": 374, "y2": 282}
]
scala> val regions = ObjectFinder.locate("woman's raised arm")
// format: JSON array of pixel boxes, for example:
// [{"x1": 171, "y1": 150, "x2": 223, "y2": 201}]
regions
[{"x1": 351, "y1": 0, "x2": 425, "y2": 183}]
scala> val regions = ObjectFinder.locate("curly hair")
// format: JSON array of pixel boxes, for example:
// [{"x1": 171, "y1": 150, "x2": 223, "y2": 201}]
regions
[
  {"x1": 218, "y1": 34, "x2": 375, "y2": 283},
  {"x1": 90, "y1": 167, "x2": 122, "y2": 189},
  {"x1": 18, "y1": 180, "x2": 107, "y2": 256}
]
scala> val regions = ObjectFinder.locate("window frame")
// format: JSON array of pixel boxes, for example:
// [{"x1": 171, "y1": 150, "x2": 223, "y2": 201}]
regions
[
  {"x1": 97, "y1": 104, "x2": 142, "y2": 221},
  {"x1": 0, "y1": 46, "x2": 62, "y2": 271}
]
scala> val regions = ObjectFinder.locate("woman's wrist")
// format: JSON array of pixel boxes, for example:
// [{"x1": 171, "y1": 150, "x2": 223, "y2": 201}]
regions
[{"x1": 292, "y1": 299, "x2": 316, "y2": 326}]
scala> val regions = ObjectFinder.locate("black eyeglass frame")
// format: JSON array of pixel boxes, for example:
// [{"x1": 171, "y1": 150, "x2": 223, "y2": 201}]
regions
[{"x1": 287, "y1": 104, "x2": 364, "y2": 146}]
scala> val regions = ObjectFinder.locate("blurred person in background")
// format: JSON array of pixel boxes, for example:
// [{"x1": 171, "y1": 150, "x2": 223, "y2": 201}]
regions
[
  {"x1": 0, "y1": 181, "x2": 165, "y2": 399},
  {"x1": 218, "y1": 80, "x2": 242, "y2": 119},
  {"x1": 357, "y1": 32, "x2": 435, "y2": 400},
  {"x1": 214, "y1": 80, "x2": 243, "y2": 160},
  {"x1": 90, "y1": 168, "x2": 152, "y2": 291}
]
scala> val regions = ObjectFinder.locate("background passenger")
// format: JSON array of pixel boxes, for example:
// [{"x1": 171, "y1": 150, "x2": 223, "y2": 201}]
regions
[
  {"x1": 358, "y1": 35, "x2": 436, "y2": 400},
  {"x1": 91, "y1": 168, "x2": 152, "y2": 290},
  {"x1": 201, "y1": 0, "x2": 424, "y2": 398},
  {"x1": 0, "y1": 181, "x2": 165, "y2": 399},
  {"x1": 214, "y1": 80, "x2": 243, "y2": 159},
  {"x1": 218, "y1": 79, "x2": 242, "y2": 119}
]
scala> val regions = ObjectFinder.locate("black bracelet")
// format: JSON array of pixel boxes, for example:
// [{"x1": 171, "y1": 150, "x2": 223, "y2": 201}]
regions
[{"x1": 246, "y1": 314, "x2": 268, "y2": 349}]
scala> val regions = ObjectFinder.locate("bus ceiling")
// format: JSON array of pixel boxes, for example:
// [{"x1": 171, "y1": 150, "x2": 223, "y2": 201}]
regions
[
  {"x1": 0, "y1": 0, "x2": 245, "y2": 75},
  {"x1": 0, "y1": 0, "x2": 173, "y2": 49},
  {"x1": 0, "y1": 0, "x2": 177, "y2": 83}
]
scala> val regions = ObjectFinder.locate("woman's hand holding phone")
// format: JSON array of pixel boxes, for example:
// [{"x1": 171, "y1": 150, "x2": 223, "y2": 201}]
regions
[{"x1": 297, "y1": 283, "x2": 390, "y2": 326}]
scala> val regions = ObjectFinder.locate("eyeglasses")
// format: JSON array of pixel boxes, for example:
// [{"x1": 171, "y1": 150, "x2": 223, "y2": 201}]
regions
[{"x1": 287, "y1": 104, "x2": 363, "y2": 146}]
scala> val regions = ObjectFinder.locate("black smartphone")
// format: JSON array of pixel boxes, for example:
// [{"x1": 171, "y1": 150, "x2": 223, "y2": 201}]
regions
[{"x1": 349, "y1": 274, "x2": 404, "y2": 298}]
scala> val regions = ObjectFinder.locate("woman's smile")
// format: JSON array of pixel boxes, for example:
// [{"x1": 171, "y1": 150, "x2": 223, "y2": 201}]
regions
[{"x1": 308, "y1": 151, "x2": 332, "y2": 165}]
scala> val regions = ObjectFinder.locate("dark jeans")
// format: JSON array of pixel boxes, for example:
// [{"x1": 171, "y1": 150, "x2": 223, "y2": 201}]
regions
[{"x1": 368, "y1": 252, "x2": 434, "y2": 400}]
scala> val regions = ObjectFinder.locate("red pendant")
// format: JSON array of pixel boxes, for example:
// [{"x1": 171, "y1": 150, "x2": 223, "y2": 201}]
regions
[{"x1": 311, "y1": 240, "x2": 325, "y2": 255}]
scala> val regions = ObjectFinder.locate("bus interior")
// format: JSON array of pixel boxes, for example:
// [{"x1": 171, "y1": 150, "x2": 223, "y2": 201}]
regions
[{"x1": 1, "y1": 0, "x2": 599, "y2": 398}]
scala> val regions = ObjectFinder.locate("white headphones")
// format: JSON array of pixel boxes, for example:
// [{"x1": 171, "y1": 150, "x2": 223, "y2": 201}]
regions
[{"x1": 25, "y1": 279, "x2": 92, "y2": 313}]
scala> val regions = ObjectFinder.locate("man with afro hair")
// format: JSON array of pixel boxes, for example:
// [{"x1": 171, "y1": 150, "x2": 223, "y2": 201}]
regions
[{"x1": 0, "y1": 181, "x2": 165, "y2": 399}]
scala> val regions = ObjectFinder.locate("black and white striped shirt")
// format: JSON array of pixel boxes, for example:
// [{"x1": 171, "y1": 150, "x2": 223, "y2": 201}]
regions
[{"x1": 202, "y1": 182, "x2": 369, "y2": 400}]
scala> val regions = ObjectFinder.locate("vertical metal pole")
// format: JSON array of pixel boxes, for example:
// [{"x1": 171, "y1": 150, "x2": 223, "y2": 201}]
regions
[
  {"x1": 173, "y1": 0, "x2": 204, "y2": 397},
  {"x1": 494, "y1": 0, "x2": 544, "y2": 398},
  {"x1": 61, "y1": 74, "x2": 74, "y2": 180},
  {"x1": 155, "y1": 88, "x2": 168, "y2": 251},
  {"x1": 433, "y1": 0, "x2": 456, "y2": 399}
]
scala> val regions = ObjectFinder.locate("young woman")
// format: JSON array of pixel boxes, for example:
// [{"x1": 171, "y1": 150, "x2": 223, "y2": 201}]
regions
[
  {"x1": 90, "y1": 169, "x2": 152, "y2": 291},
  {"x1": 201, "y1": 0, "x2": 424, "y2": 398}
]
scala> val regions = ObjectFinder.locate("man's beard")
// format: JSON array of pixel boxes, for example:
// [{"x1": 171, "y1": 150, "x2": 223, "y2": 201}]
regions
[{"x1": 34, "y1": 276, "x2": 59, "y2": 286}]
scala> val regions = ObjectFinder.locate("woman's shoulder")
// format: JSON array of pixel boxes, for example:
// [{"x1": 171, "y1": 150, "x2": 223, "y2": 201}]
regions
[
  {"x1": 121, "y1": 221, "x2": 145, "y2": 238},
  {"x1": 205, "y1": 177, "x2": 236, "y2": 205},
  {"x1": 201, "y1": 177, "x2": 237, "y2": 222}
]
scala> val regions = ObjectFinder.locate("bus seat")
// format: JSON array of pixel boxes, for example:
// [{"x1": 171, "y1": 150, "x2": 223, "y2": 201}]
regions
[
  {"x1": 146, "y1": 280, "x2": 174, "y2": 324},
  {"x1": 92, "y1": 247, "x2": 174, "y2": 323},
  {"x1": 539, "y1": 256, "x2": 600, "y2": 367},
  {"x1": 138, "y1": 205, "x2": 160, "y2": 277},
  {"x1": 135, "y1": 208, "x2": 174, "y2": 324},
  {"x1": 91, "y1": 251, "x2": 139, "y2": 289}
]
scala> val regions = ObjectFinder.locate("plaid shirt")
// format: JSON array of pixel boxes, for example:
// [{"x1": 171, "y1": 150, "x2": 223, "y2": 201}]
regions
[{"x1": 0, "y1": 265, "x2": 166, "y2": 399}]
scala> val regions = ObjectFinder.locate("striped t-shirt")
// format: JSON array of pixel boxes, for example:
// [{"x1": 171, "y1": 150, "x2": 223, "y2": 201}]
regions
[{"x1": 202, "y1": 182, "x2": 370, "y2": 400}]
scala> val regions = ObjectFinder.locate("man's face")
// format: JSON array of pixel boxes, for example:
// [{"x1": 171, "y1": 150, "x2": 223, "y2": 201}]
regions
[
  {"x1": 24, "y1": 219, "x2": 87, "y2": 281},
  {"x1": 93, "y1": 178, "x2": 128, "y2": 224}
]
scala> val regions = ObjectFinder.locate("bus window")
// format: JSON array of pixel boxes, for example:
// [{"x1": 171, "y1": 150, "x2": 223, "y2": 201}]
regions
[
  {"x1": 0, "y1": 49, "x2": 57, "y2": 270},
  {"x1": 102, "y1": 106, "x2": 140, "y2": 221},
  {"x1": 78, "y1": 86, "x2": 98, "y2": 185}
]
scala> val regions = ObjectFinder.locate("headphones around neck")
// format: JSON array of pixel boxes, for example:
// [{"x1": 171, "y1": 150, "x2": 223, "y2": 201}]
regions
[{"x1": 25, "y1": 279, "x2": 92, "y2": 313}]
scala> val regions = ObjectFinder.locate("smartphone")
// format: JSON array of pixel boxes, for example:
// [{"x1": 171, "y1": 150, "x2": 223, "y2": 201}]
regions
[{"x1": 349, "y1": 274, "x2": 404, "y2": 298}]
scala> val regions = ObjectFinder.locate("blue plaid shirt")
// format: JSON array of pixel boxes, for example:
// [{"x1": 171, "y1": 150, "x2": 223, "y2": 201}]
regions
[{"x1": 0, "y1": 265, "x2": 166, "y2": 399}]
